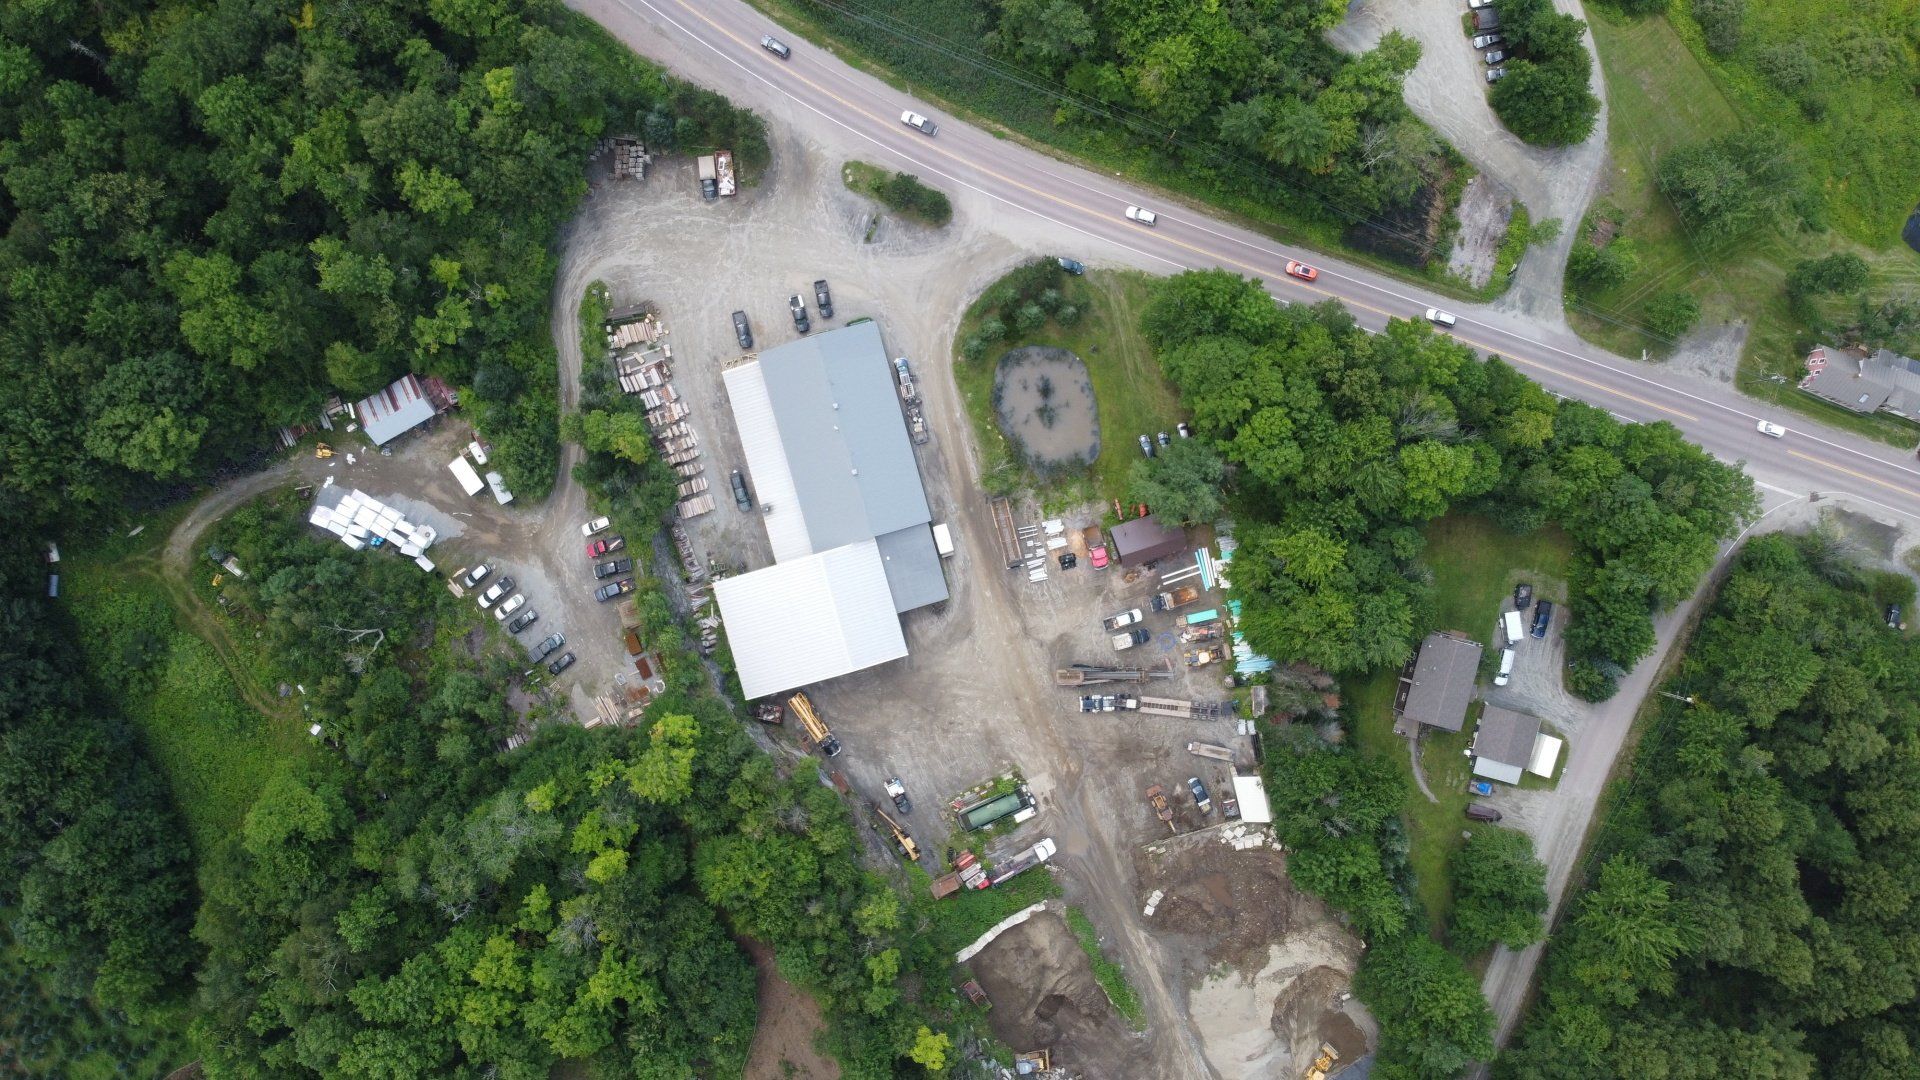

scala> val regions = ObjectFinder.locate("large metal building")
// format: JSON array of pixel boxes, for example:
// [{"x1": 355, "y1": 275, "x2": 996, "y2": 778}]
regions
[{"x1": 714, "y1": 322, "x2": 947, "y2": 699}]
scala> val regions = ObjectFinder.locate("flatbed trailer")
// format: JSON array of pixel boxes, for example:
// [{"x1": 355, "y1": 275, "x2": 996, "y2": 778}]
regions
[
  {"x1": 1138, "y1": 696, "x2": 1237, "y2": 720},
  {"x1": 990, "y1": 496, "x2": 1022, "y2": 569}
]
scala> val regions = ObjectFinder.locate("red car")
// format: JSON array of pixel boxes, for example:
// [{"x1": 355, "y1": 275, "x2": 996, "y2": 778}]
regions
[
  {"x1": 585, "y1": 536, "x2": 626, "y2": 558},
  {"x1": 1285, "y1": 260, "x2": 1318, "y2": 282},
  {"x1": 1089, "y1": 545, "x2": 1110, "y2": 569}
]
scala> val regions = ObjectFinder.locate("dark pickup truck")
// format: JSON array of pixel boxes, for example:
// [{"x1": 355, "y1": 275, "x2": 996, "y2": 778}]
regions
[
  {"x1": 788, "y1": 294, "x2": 810, "y2": 333},
  {"x1": 595, "y1": 579, "x2": 635, "y2": 602},
  {"x1": 813, "y1": 279, "x2": 834, "y2": 319},
  {"x1": 594, "y1": 557, "x2": 632, "y2": 580}
]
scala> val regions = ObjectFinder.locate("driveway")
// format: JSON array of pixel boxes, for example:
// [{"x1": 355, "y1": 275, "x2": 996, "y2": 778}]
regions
[{"x1": 1329, "y1": 0, "x2": 1611, "y2": 323}]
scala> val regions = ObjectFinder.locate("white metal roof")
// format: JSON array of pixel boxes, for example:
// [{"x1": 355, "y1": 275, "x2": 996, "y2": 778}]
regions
[
  {"x1": 712, "y1": 540, "x2": 907, "y2": 699},
  {"x1": 1231, "y1": 774, "x2": 1273, "y2": 824},
  {"x1": 1528, "y1": 734, "x2": 1564, "y2": 777},
  {"x1": 1472, "y1": 758, "x2": 1525, "y2": 785},
  {"x1": 722, "y1": 359, "x2": 813, "y2": 561}
]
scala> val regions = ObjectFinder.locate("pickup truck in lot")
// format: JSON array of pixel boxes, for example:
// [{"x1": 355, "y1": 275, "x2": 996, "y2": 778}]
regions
[
  {"x1": 813, "y1": 279, "x2": 833, "y2": 319},
  {"x1": 594, "y1": 557, "x2": 632, "y2": 580},
  {"x1": 595, "y1": 579, "x2": 635, "y2": 602},
  {"x1": 1102, "y1": 608, "x2": 1145, "y2": 631},
  {"x1": 788, "y1": 294, "x2": 810, "y2": 333}
]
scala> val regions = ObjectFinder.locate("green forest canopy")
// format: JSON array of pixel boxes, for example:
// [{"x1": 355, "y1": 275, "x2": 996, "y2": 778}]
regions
[
  {"x1": 1502, "y1": 532, "x2": 1920, "y2": 1079},
  {"x1": 1140, "y1": 269, "x2": 1757, "y2": 698},
  {"x1": 0, "y1": 0, "x2": 764, "y2": 533}
]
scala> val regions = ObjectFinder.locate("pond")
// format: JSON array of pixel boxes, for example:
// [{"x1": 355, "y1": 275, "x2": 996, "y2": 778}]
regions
[{"x1": 993, "y1": 345, "x2": 1099, "y2": 471}]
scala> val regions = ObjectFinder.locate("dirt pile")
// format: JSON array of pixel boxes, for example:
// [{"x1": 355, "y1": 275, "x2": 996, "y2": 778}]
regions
[
  {"x1": 966, "y1": 911, "x2": 1145, "y2": 1078},
  {"x1": 1139, "y1": 834, "x2": 1370, "y2": 1079}
]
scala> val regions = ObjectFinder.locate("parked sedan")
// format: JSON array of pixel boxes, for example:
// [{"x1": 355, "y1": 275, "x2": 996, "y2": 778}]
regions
[
  {"x1": 1124, "y1": 205, "x2": 1157, "y2": 226},
  {"x1": 1056, "y1": 256, "x2": 1086, "y2": 275},
  {"x1": 1486, "y1": 66, "x2": 1508, "y2": 84},
  {"x1": 900, "y1": 110, "x2": 938, "y2": 135},
  {"x1": 531, "y1": 632, "x2": 566, "y2": 662},
  {"x1": 461, "y1": 564, "x2": 492, "y2": 588},
  {"x1": 493, "y1": 593, "x2": 526, "y2": 621},
  {"x1": 581, "y1": 516, "x2": 611, "y2": 537},
  {"x1": 547, "y1": 651, "x2": 577, "y2": 676},
  {"x1": 1484, "y1": 49, "x2": 1506, "y2": 65},
  {"x1": 506, "y1": 609, "x2": 538, "y2": 634},
  {"x1": 731, "y1": 310, "x2": 753, "y2": 350},
  {"x1": 1285, "y1": 260, "x2": 1319, "y2": 282},
  {"x1": 1138, "y1": 434, "x2": 1154, "y2": 457},
  {"x1": 1473, "y1": 33, "x2": 1503, "y2": 48}
]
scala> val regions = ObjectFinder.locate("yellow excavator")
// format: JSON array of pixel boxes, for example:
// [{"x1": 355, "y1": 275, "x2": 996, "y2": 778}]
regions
[
  {"x1": 314, "y1": 442, "x2": 334, "y2": 459},
  {"x1": 869, "y1": 801, "x2": 921, "y2": 862}
]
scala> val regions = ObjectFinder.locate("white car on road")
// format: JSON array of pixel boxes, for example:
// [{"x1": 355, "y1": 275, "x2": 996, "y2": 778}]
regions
[
  {"x1": 900, "y1": 110, "x2": 937, "y2": 135},
  {"x1": 581, "y1": 516, "x2": 611, "y2": 536},
  {"x1": 1125, "y1": 205, "x2": 1157, "y2": 226},
  {"x1": 1756, "y1": 420, "x2": 1787, "y2": 438},
  {"x1": 1425, "y1": 307, "x2": 1458, "y2": 328}
]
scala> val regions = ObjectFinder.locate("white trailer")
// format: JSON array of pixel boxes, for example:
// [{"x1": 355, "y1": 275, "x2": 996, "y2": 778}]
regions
[
  {"x1": 933, "y1": 522, "x2": 955, "y2": 557},
  {"x1": 485, "y1": 471, "x2": 514, "y2": 505},
  {"x1": 449, "y1": 455, "x2": 484, "y2": 496}
]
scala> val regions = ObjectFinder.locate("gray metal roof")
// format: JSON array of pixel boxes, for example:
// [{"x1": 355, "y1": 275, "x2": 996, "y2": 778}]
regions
[
  {"x1": 1475, "y1": 705, "x2": 1542, "y2": 768},
  {"x1": 355, "y1": 375, "x2": 436, "y2": 445},
  {"x1": 757, "y1": 322, "x2": 931, "y2": 552},
  {"x1": 1801, "y1": 344, "x2": 1920, "y2": 416},
  {"x1": 874, "y1": 525, "x2": 949, "y2": 613},
  {"x1": 1403, "y1": 632, "x2": 1483, "y2": 732}
]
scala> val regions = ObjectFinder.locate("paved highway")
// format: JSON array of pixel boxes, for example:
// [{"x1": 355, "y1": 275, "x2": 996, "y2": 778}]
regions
[{"x1": 574, "y1": 0, "x2": 1920, "y2": 528}]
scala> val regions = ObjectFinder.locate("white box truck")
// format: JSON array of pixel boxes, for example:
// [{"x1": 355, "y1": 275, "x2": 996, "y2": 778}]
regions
[
  {"x1": 932, "y1": 522, "x2": 954, "y2": 557},
  {"x1": 449, "y1": 455, "x2": 485, "y2": 496}
]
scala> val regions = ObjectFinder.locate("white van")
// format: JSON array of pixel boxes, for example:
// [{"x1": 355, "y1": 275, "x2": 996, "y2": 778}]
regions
[
  {"x1": 1502, "y1": 609, "x2": 1526, "y2": 645},
  {"x1": 1494, "y1": 647, "x2": 1517, "y2": 686}
]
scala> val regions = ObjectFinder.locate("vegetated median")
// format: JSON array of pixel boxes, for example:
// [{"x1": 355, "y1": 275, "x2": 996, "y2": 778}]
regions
[
  {"x1": 842, "y1": 160, "x2": 953, "y2": 227},
  {"x1": 1064, "y1": 907, "x2": 1146, "y2": 1031},
  {"x1": 752, "y1": 0, "x2": 1496, "y2": 297},
  {"x1": 1570, "y1": 2, "x2": 1920, "y2": 446}
]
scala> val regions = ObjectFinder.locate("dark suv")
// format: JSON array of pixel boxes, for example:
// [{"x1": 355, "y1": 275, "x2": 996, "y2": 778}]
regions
[
  {"x1": 731, "y1": 310, "x2": 752, "y2": 349},
  {"x1": 731, "y1": 469, "x2": 753, "y2": 511},
  {"x1": 531, "y1": 633, "x2": 565, "y2": 662},
  {"x1": 547, "y1": 652, "x2": 576, "y2": 676},
  {"x1": 1530, "y1": 600, "x2": 1554, "y2": 639}
]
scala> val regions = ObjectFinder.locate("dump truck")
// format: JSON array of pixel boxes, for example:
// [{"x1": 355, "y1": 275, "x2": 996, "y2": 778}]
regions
[
  {"x1": 988, "y1": 837, "x2": 1056, "y2": 886},
  {"x1": 753, "y1": 700, "x2": 784, "y2": 725},
  {"x1": 696, "y1": 154, "x2": 718, "y2": 199},
  {"x1": 1180, "y1": 621, "x2": 1223, "y2": 643},
  {"x1": 1151, "y1": 585, "x2": 1201, "y2": 612},
  {"x1": 1112, "y1": 627, "x2": 1150, "y2": 652},
  {"x1": 788, "y1": 692, "x2": 842, "y2": 757},
  {"x1": 871, "y1": 802, "x2": 920, "y2": 862},
  {"x1": 1145, "y1": 785, "x2": 1175, "y2": 832}
]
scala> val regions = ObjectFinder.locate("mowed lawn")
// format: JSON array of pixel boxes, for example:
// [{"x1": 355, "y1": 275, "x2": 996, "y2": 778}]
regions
[
  {"x1": 1577, "y1": 9, "x2": 1920, "y2": 446},
  {"x1": 62, "y1": 535, "x2": 310, "y2": 857},
  {"x1": 1349, "y1": 514, "x2": 1573, "y2": 937},
  {"x1": 951, "y1": 268, "x2": 1183, "y2": 503}
]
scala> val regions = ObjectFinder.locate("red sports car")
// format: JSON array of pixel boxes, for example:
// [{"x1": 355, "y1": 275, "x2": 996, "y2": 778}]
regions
[{"x1": 1285, "y1": 260, "x2": 1318, "y2": 282}]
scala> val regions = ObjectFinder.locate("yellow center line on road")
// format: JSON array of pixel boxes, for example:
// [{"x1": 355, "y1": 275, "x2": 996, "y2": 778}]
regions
[{"x1": 1788, "y1": 450, "x2": 1920, "y2": 500}]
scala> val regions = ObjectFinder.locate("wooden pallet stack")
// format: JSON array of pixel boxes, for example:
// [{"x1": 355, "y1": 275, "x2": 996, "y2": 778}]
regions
[{"x1": 609, "y1": 138, "x2": 650, "y2": 180}]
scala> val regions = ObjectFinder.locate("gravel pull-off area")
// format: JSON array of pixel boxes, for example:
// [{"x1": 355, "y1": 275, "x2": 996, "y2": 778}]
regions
[
  {"x1": 1330, "y1": 0, "x2": 1610, "y2": 322},
  {"x1": 1447, "y1": 176, "x2": 1515, "y2": 289}
]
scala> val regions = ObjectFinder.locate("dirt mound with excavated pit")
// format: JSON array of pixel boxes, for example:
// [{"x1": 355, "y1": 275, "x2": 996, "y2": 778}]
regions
[
  {"x1": 966, "y1": 910, "x2": 1145, "y2": 1078},
  {"x1": 1138, "y1": 833, "x2": 1373, "y2": 1078}
]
